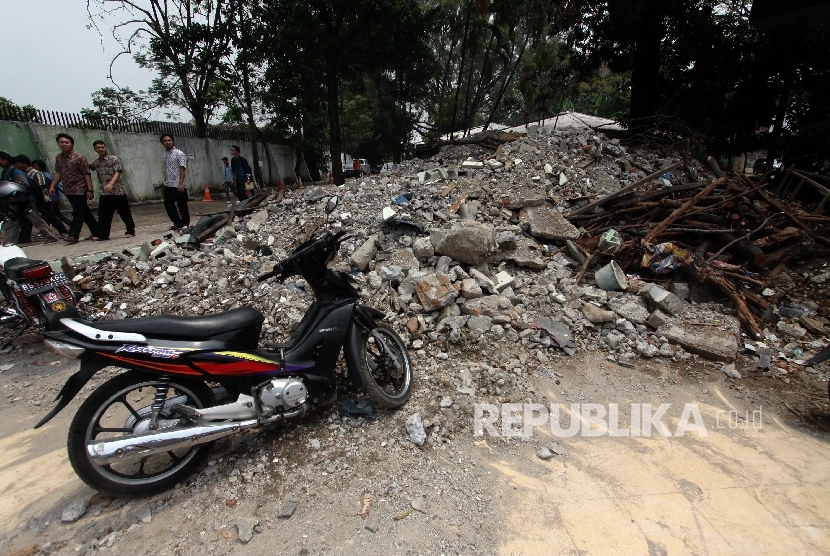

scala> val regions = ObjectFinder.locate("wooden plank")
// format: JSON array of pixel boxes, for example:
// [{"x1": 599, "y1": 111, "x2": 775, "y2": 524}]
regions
[
  {"x1": 568, "y1": 162, "x2": 682, "y2": 217},
  {"x1": 643, "y1": 177, "x2": 725, "y2": 243}
]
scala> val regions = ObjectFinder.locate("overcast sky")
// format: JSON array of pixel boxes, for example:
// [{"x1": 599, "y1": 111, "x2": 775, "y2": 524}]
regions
[{"x1": 2, "y1": 0, "x2": 155, "y2": 114}]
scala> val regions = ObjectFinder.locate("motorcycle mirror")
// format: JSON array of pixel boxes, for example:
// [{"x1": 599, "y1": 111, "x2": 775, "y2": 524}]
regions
[{"x1": 325, "y1": 196, "x2": 339, "y2": 214}]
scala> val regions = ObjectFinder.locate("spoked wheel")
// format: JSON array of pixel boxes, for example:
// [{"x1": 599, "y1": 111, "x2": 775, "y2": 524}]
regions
[
  {"x1": 67, "y1": 371, "x2": 215, "y2": 497},
  {"x1": 359, "y1": 323, "x2": 413, "y2": 408}
]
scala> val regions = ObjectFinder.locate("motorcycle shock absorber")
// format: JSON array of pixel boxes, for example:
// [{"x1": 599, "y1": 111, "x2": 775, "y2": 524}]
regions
[{"x1": 148, "y1": 375, "x2": 170, "y2": 430}]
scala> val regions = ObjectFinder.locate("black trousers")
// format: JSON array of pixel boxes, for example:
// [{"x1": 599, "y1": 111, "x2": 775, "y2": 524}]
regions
[
  {"x1": 67, "y1": 194, "x2": 98, "y2": 239},
  {"x1": 163, "y1": 187, "x2": 190, "y2": 228},
  {"x1": 37, "y1": 202, "x2": 67, "y2": 235},
  {"x1": 97, "y1": 194, "x2": 136, "y2": 239}
]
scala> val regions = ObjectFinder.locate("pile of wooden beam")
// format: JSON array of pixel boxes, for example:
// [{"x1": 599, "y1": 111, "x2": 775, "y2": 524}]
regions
[{"x1": 565, "y1": 172, "x2": 830, "y2": 339}]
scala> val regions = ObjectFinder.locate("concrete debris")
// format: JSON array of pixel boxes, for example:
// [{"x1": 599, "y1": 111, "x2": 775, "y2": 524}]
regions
[
  {"x1": 406, "y1": 413, "x2": 427, "y2": 445},
  {"x1": 61, "y1": 498, "x2": 89, "y2": 523},
  {"x1": 235, "y1": 517, "x2": 258, "y2": 542},
  {"x1": 29, "y1": 123, "x2": 827, "y2": 445}
]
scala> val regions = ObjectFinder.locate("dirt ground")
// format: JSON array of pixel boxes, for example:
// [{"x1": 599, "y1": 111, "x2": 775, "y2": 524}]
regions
[{"x1": 0, "y1": 332, "x2": 828, "y2": 555}]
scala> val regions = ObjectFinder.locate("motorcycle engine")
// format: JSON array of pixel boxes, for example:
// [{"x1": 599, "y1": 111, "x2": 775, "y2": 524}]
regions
[{"x1": 259, "y1": 379, "x2": 307, "y2": 412}]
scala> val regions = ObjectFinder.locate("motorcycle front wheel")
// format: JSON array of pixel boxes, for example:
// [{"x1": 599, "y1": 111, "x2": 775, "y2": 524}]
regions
[
  {"x1": 67, "y1": 371, "x2": 215, "y2": 497},
  {"x1": 359, "y1": 323, "x2": 413, "y2": 408}
]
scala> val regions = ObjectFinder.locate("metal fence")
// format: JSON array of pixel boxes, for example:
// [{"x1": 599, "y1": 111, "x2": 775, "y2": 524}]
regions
[{"x1": 0, "y1": 104, "x2": 276, "y2": 142}]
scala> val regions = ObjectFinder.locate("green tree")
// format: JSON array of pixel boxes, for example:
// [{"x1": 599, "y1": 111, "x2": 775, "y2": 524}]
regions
[
  {"x1": 88, "y1": 0, "x2": 240, "y2": 137},
  {"x1": 0, "y1": 97, "x2": 38, "y2": 122}
]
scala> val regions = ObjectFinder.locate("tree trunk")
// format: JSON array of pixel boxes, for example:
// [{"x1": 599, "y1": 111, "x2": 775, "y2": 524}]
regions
[
  {"x1": 238, "y1": 6, "x2": 263, "y2": 187},
  {"x1": 483, "y1": 32, "x2": 529, "y2": 131},
  {"x1": 450, "y1": 0, "x2": 474, "y2": 140},
  {"x1": 326, "y1": 56, "x2": 344, "y2": 185},
  {"x1": 627, "y1": 1, "x2": 667, "y2": 134}
]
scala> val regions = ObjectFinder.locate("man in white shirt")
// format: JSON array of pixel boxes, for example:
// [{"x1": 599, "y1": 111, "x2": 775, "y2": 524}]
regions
[{"x1": 160, "y1": 134, "x2": 189, "y2": 232}]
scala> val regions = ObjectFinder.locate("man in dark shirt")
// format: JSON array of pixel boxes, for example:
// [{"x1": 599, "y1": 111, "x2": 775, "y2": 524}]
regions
[
  {"x1": 90, "y1": 140, "x2": 136, "y2": 240},
  {"x1": 230, "y1": 145, "x2": 251, "y2": 201},
  {"x1": 48, "y1": 133, "x2": 98, "y2": 244}
]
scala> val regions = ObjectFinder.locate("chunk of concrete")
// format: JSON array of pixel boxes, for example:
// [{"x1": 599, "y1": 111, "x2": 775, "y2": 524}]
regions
[
  {"x1": 669, "y1": 282, "x2": 691, "y2": 300},
  {"x1": 659, "y1": 324, "x2": 738, "y2": 362},
  {"x1": 642, "y1": 284, "x2": 686, "y2": 316},
  {"x1": 647, "y1": 309, "x2": 669, "y2": 329},
  {"x1": 414, "y1": 274, "x2": 458, "y2": 310},
  {"x1": 350, "y1": 236, "x2": 378, "y2": 272},
  {"x1": 432, "y1": 221, "x2": 497, "y2": 265},
  {"x1": 519, "y1": 205, "x2": 580, "y2": 241}
]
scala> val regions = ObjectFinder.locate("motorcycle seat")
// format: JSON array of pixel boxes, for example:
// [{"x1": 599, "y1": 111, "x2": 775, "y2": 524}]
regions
[
  {"x1": 83, "y1": 306, "x2": 265, "y2": 340},
  {"x1": 3, "y1": 257, "x2": 49, "y2": 280}
]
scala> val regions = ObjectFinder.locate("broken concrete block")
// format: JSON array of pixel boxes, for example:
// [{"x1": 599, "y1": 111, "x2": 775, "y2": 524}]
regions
[
  {"x1": 378, "y1": 265, "x2": 404, "y2": 281},
  {"x1": 647, "y1": 309, "x2": 669, "y2": 329},
  {"x1": 467, "y1": 315, "x2": 493, "y2": 331},
  {"x1": 461, "y1": 159, "x2": 484, "y2": 169},
  {"x1": 390, "y1": 249, "x2": 419, "y2": 272},
  {"x1": 414, "y1": 274, "x2": 457, "y2": 310},
  {"x1": 799, "y1": 315, "x2": 827, "y2": 335},
  {"x1": 582, "y1": 302, "x2": 616, "y2": 324},
  {"x1": 776, "y1": 320, "x2": 807, "y2": 339},
  {"x1": 470, "y1": 268, "x2": 495, "y2": 292},
  {"x1": 461, "y1": 295, "x2": 513, "y2": 317},
  {"x1": 350, "y1": 236, "x2": 378, "y2": 272},
  {"x1": 669, "y1": 282, "x2": 691, "y2": 300},
  {"x1": 432, "y1": 221, "x2": 497, "y2": 265},
  {"x1": 659, "y1": 324, "x2": 738, "y2": 362},
  {"x1": 460, "y1": 278, "x2": 483, "y2": 299},
  {"x1": 722, "y1": 363, "x2": 741, "y2": 379},
  {"x1": 499, "y1": 187, "x2": 547, "y2": 209},
  {"x1": 494, "y1": 271, "x2": 514, "y2": 292},
  {"x1": 412, "y1": 237, "x2": 434, "y2": 259},
  {"x1": 496, "y1": 230, "x2": 517, "y2": 250},
  {"x1": 519, "y1": 205, "x2": 580, "y2": 241},
  {"x1": 610, "y1": 297, "x2": 650, "y2": 325},
  {"x1": 642, "y1": 285, "x2": 685, "y2": 316}
]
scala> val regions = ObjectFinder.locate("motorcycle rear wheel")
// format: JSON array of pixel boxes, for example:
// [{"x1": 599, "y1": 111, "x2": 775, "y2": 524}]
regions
[
  {"x1": 67, "y1": 371, "x2": 215, "y2": 497},
  {"x1": 359, "y1": 323, "x2": 413, "y2": 408}
]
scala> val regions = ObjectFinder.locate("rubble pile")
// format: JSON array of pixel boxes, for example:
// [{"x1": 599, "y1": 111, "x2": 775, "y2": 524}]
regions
[{"x1": 58, "y1": 125, "x2": 828, "y2": 406}]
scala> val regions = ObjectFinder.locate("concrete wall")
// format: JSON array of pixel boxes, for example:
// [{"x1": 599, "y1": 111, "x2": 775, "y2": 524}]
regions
[{"x1": 0, "y1": 120, "x2": 299, "y2": 201}]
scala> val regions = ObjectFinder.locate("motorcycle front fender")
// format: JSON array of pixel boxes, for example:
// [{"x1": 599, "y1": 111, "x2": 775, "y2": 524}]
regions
[
  {"x1": 33, "y1": 358, "x2": 108, "y2": 429},
  {"x1": 343, "y1": 305, "x2": 384, "y2": 391}
]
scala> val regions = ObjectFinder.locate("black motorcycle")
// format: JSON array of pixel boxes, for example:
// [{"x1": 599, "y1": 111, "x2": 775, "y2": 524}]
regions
[{"x1": 36, "y1": 197, "x2": 414, "y2": 496}]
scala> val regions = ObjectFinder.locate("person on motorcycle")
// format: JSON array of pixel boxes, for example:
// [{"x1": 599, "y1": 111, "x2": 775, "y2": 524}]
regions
[{"x1": 0, "y1": 152, "x2": 59, "y2": 245}]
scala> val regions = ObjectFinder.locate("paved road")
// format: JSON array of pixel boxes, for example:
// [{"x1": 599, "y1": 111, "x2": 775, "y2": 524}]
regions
[{"x1": 4, "y1": 198, "x2": 234, "y2": 262}]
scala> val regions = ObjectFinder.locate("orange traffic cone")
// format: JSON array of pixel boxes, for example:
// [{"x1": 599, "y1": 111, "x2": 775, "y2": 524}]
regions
[
  {"x1": 328, "y1": 171, "x2": 334, "y2": 184},
  {"x1": 202, "y1": 184, "x2": 213, "y2": 202}
]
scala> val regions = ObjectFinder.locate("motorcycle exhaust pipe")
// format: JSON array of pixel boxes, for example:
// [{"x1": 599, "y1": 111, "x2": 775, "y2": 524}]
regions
[{"x1": 86, "y1": 407, "x2": 305, "y2": 466}]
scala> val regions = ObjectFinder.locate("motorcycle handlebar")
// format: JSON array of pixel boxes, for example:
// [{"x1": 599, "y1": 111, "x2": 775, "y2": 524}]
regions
[{"x1": 255, "y1": 231, "x2": 350, "y2": 283}]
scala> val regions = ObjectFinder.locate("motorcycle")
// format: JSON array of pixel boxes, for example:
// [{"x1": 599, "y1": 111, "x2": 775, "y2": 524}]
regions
[
  {"x1": 35, "y1": 196, "x2": 414, "y2": 496},
  {"x1": 0, "y1": 179, "x2": 80, "y2": 347}
]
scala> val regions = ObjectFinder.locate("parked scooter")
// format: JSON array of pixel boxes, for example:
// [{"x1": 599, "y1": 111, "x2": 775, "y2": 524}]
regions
[
  {"x1": 35, "y1": 197, "x2": 414, "y2": 496},
  {"x1": 1, "y1": 181, "x2": 80, "y2": 348}
]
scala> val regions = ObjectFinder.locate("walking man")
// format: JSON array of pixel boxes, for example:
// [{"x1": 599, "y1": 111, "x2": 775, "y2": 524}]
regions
[
  {"x1": 230, "y1": 145, "x2": 251, "y2": 201},
  {"x1": 221, "y1": 157, "x2": 234, "y2": 200},
  {"x1": 48, "y1": 133, "x2": 98, "y2": 244},
  {"x1": 161, "y1": 134, "x2": 189, "y2": 231},
  {"x1": 0, "y1": 151, "x2": 58, "y2": 245},
  {"x1": 90, "y1": 140, "x2": 136, "y2": 240}
]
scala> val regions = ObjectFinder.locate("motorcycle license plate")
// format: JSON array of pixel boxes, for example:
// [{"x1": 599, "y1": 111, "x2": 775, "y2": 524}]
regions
[{"x1": 19, "y1": 273, "x2": 70, "y2": 295}]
